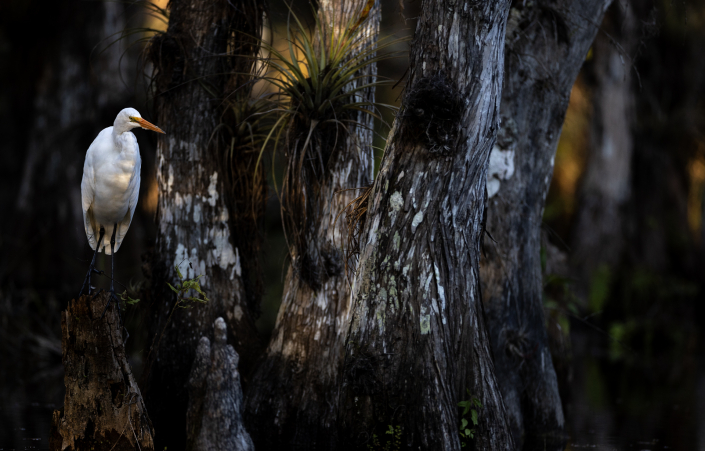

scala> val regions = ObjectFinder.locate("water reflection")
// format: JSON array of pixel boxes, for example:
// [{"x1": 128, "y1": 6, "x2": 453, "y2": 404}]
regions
[{"x1": 0, "y1": 402, "x2": 56, "y2": 450}]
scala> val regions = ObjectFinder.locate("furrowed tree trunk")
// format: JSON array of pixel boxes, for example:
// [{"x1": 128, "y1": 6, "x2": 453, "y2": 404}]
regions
[
  {"x1": 145, "y1": 1, "x2": 264, "y2": 447},
  {"x1": 479, "y1": 0, "x2": 610, "y2": 448},
  {"x1": 571, "y1": 1, "x2": 635, "y2": 294},
  {"x1": 244, "y1": 1, "x2": 379, "y2": 449},
  {"x1": 339, "y1": 1, "x2": 514, "y2": 450},
  {"x1": 50, "y1": 293, "x2": 154, "y2": 451}
]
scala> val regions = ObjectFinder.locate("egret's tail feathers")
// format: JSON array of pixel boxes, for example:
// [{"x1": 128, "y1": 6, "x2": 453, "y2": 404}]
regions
[{"x1": 87, "y1": 224, "x2": 124, "y2": 255}]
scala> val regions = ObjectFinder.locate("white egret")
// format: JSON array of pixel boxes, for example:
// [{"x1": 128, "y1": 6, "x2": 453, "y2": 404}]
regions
[{"x1": 78, "y1": 107, "x2": 165, "y2": 313}]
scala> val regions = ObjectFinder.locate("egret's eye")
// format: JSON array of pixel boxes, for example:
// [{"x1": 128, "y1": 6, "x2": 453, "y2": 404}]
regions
[{"x1": 128, "y1": 116, "x2": 140, "y2": 123}]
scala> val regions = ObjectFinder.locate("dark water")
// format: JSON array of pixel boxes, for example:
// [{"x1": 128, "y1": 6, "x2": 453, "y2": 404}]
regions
[
  {"x1": 0, "y1": 402, "x2": 56, "y2": 451},
  {"x1": 0, "y1": 318, "x2": 700, "y2": 451}
]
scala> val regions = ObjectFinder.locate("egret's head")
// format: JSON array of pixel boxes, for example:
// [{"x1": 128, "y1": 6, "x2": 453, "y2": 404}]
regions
[{"x1": 114, "y1": 107, "x2": 165, "y2": 134}]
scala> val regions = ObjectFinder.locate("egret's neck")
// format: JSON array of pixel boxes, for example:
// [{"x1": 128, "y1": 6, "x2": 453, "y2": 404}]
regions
[
  {"x1": 112, "y1": 127, "x2": 135, "y2": 150},
  {"x1": 113, "y1": 117, "x2": 136, "y2": 136}
]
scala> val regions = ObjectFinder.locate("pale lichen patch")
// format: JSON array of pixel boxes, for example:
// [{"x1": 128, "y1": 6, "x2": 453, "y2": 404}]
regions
[
  {"x1": 420, "y1": 305, "x2": 431, "y2": 335},
  {"x1": 207, "y1": 172, "x2": 219, "y2": 207},
  {"x1": 389, "y1": 191, "x2": 403, "y2": 213},
  {"x1": 487, "y1": 145, "x2": 515, "y2": 198},
  {"x1": 193, "y1": 203, "x2": 201, "y2": 223},
  {"x1": 233, "y1": 305, "x2": 244, "y2": 321},
  {"x1": 434, "y1": 263, "x2": 446, "y2": 312},
  {"x1": 167, "y1": 164, "x2": 174, "y2": 194},
  {"x1": 411, "y1": 211, "x2": 424, "y2": 233}
]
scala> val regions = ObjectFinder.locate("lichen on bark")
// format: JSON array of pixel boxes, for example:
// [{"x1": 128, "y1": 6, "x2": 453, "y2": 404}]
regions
[{"x1": 339, "y1": 1, "x2": 515, "y2": 450}]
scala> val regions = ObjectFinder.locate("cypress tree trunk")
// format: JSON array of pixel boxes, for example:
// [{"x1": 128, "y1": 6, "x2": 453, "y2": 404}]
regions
[
  {"x1": 339, "y1": 1, "x2": 514, "y2": 450},
  {"x1": 572, "y1": 1, "x2": 635, "y2": 293},
  {"x1": 144, "y1": 1, "x2": 264, "y2": 448},
  {"x1": 244, "y1": 1, "x2": 379, "y2": 449},
  {"x1": 479, "y1": 0, "x2": 610, "y2": 448},
  {"x1": 50, "y1": 294, "x2": 154, "y2": 451}
]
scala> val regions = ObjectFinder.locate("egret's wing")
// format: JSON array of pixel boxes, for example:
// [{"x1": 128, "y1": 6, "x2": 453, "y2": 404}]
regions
[
  {"x1": 81, "y1": 145, "x2": 99, "y2": 251},
  {"x1": 114, "y1": 153, "x2": 141, "y2": 253}
]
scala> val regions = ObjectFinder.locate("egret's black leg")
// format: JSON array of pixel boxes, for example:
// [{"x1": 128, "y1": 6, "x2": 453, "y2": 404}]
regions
[
  {"x1": 79, "y1": 227, "x2": 105, "y2": 298},
  {"x1": 101, "y1": 224, "x2": 122, "y2": 326}
]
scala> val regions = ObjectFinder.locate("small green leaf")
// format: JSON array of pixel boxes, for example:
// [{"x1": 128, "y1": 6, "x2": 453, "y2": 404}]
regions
[
  {"x1": 175, "y1": 265, "x2": 183, "y2": 280},
  {"x1": 460, "y1": 418, "x2": 468, "y2": 429},
  {"x1": 167, "y1": 283, "x2": 179, "y2": 294},
  {"x1": 464, "y1": 429, "x2": 471, "y2": 436},
  {"x1": 471, "y1": 409, "x2": 478, "y2": 426}
]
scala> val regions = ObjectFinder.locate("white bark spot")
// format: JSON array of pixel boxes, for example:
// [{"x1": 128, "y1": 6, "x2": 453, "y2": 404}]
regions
[
  {"x1": 411, "y1": 211, "x2": 424, "y2": 233},
  {"x1": 233, "y1": 305, "x2": 244, "y2": 321},
  {"x1": 316, "y1": 291, "x2": 327, "y2": 309},
  {"x1": 193, "y1": 203, "x2": 201, "y2": 223},
  {"x1": 487, "y1": 146, "x2": 515, "y2": 198},
  {"x1": 282, "y1": 340, "x2": 302, "y2": 359},
  {"x1": 175, "y1": 243, "x2": 189, "y2": 276},
  {"x1": 207, "y1": 172, "x2": 219, "y2": 207},
  {"x1": 389, "y1": 191, "x2": 403, "y2": 213},
  {"x1": 167, "y1": 164, "x2": 174, "y2": 194},
  {"x1": 420, "y1": 306, "x2": 431, "y2": 335},
  {"x1": 434, "y1": 263, "x2": 447, "y2": 323},
  {"x1": 183, "y1": 193, "x2": 192, "y2": 213},
  {"x1": 210, "y1": 227, "x2": 240, "y2": 277}
]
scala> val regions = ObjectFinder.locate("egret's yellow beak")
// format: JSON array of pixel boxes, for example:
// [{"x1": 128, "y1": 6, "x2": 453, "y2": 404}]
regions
[{"x1": 131, "y1": 116, "x2": 166, "y2": 134}]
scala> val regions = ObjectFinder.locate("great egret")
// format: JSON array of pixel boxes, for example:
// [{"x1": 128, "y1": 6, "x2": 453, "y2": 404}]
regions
[{"x1": 78, "y1": 107, "x2": 165, "y2": 314}]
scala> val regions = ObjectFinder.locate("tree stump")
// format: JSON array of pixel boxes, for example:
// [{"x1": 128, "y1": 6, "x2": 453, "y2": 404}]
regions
[
  {"x1": 49, "y1": 293, "x2": 154, "y2": 451},
  {"x1": 187, "y1": 317, "x2": 253, "y2": 451}
]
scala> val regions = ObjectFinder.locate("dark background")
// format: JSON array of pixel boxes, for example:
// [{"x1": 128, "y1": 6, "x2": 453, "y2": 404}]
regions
[{"x1": 1, "y1": 0, "x2": 704, "y2": 449}]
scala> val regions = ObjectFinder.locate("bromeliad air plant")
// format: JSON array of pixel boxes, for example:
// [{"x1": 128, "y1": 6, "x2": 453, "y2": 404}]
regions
[{"x1": 259, "y1": 1, "x2": 402, "y2": 289}]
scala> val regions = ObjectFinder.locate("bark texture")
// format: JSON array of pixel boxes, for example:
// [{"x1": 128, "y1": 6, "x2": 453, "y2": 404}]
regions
[
  {"x1": 144, "y1": 0, "x2": 264, "y2": 448},
  {"x1": 340, "y1": 1, "x2": 514, "y2": 450},
  {"x1": 187, "y1": 318, "x2": 253, "y2": 451},
  {"x1": 572, "y1": 2, "x2": 635, "y2": 293},
  {"x1": 49, "y1": 294, "x2": 154, "y2": 451},
  {"x1": 479, "y1": 0, "x2": 610, "y2": 448},
  {"x1": 244, "y1": 2, "x2": 379, "y2": 449}
]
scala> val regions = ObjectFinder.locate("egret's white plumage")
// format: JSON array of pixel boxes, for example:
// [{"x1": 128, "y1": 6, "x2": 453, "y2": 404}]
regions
[{"x1": 81, "y1": 108, "x2": 164, "y2": 255}]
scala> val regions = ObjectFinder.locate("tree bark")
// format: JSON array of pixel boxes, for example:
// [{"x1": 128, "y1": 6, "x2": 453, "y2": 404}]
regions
[
  {"x1": 571, "y1": 1, "x2": 635, "y2": 295},
  {"x1": 244, "y1": 1, "x2": 379, "y2": 449},
  {"x1": 144, "y1": 1, "x2": 264, "y2": 448},
  {"x1": 339, "y1": 1, "x2": 514, "y2": 450},
  {"x1": 50, "y1": 294, "x2": 154, "y2": 451},
  {"x1": 187, "y1": 318, "x2": 253, "y2": 451},
  {"x1": 479, "y1": 0, "x2": 610, "y2": 448}
]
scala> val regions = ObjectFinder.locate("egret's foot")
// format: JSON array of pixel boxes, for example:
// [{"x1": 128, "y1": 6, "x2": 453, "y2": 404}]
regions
[
  {"x1": 100, "y1": 288, "x2": 123, "y2": 328},
  {"x1": 90, "y1": 288, "x2": 105, "y2": 303}
]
